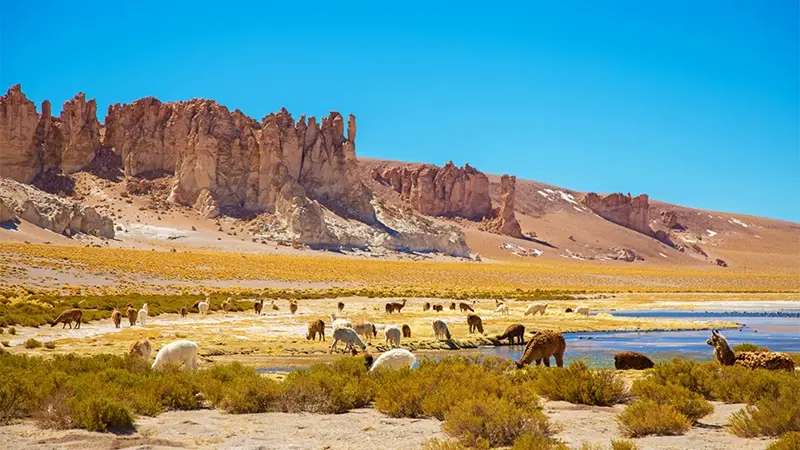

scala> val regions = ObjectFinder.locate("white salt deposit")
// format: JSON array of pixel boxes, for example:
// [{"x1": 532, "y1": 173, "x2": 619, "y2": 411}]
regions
[
  {"x1": 659, "y1": 252, "x2": 668, "y2": 258},
  {"x1": 729, "y1": 218, "x2": 749, "y2": 228},
  {"x1": 706, "y1": 230, "x2": 717, "y2": 237}
]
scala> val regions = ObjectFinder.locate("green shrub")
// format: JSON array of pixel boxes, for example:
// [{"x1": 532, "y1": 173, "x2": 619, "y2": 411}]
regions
[
  {"x1": 734, "y1": 343, "x2": 769, "y2": 353},
  {"x1": 372, "y1": 369, "x2": 426, "y2": 418},
  {"x1": 443, "y1": 394, "x2": 552, "y2": 448},
  {"x1": 512, "y1": 434, "x2": 569, "y2": 449},
  {"x1": 24, "y1": 338, "x2": 42, "y2": 349},
  {"x1": 530, "y1": 361, "x2": 629, "y2": 406},
  {"x1": 710, "y1": 365, "x2": 788, "y2": 404},
  {"x1": 610, "y1": 439, "x2": 640, "y2": 450},
  {"x1": 631, "y1": 379, "x2": 713, "y2": 421},
  {"x1": 648, "y1": 359, "x2": 717, "y2": 399},
  {"x1": 203, "y1": 363, "x2": 281, "y2": 413},
  {"x1": 0, "y1": 369, "x2": 38, "y2": 424},
  {"x1": 617, "y1": 400, "x2": 691, "y2": 437},
  {"x1": 729, "y1": 383, "x2": 800, "y2": 438},
  {"x1": 281, "y1": 356, "x2": 374, "y2": 414},
  {"x1": 44, "y1": 341, "x2": 56, "y2": 350},
  {"x1": 767, "y1": 432, "x2": 800, "y2": 450},
  {"x1": 71, "y1": 397, "x2": 134, "y2": 432}
]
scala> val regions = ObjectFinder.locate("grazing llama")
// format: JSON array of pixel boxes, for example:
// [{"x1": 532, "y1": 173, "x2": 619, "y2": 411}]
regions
[
  {"x1": 128, "y1": 340, "x2": 152, "y2": 362},
  {"x1": 152, "y1": 340, "x2": 199, "y2": 372},
  {"x1": 495, "y1": 303, "x2": 509, "y2": 315},
  {"x1": 497, "y1": 324, "x2": 525, "y2": 345},
  {"x1": 137, "y1": 303, "x2": 149, "y2": 326},
  {"x1": 271, "y1": 300, "x2": 279, "y2": 311},
  {"x1": 707, "y1": 329, "x2": 795, "y2": 371},
  {"x1": 354, "y1": 322, "x2": 377, "y2": 343},
  {"x1": 459, "y1": 302, "x2": 474, "y2": 312},
  {"x1": 254, "y1": 299, "x2": 263, "y2": 315},
  {"x1": 613, "y1": 351, "x2": 654, "y2": 370},
  {"x1": 423, "y1": 302, "x2": 430, "y2": 311},
  {"x1": 575, "y1": 306, "x2": 590, "y2": 316},
  {"x1": 466, "y1": 313, "x2": 484, "y2": 333},
  {"x1": 384, "y1": 325, "x2": 402, "y2": 348},
  {"x1": 449, "y1": 302, "x2": 456, "y2": 311},
  {"x1": 307, "y1": 319, "x2": 325, "y2": 341},
  {"x1": 289, "y1": 300, "x2": 298, "y2": 315},
  {"x1": 432, "y1": 320, "x2": 451, "y2": 340},
  {"x1": 51, "y1": 309, "x2": 82, "y2": 329},
  {"x1": 402, "y1": 324, "x2": 412, "y2": 338},
  {"x1": 111, "y1": 307, "x2": 121, "y2": 328},
  {"x1": 126, "y1": 306, "x2": 137, "y2": 326},
  {"x1": 180, "y1": 307, "x2": 188, "y2": 318},
  {"x1": 330, "y1": 313, "x2": 353, "y2": 330},
  {"x1": 524, "y1": 303, "x2": 547, "y2": 316},
  {"x1": 329, "y1": 327, "x2": 367, "y2": 353},
  {"x1": 433, "y1": 304, "x2": 443, "y2": 312},
  {"x1": 516, "y1": 330, "x2": 566, "y2": 368},
  {"x1": 337, "y1": 302, "x2": 345, "y2": 313},
  {"x1": 370, "y1": 349, "x2": 417, "y2": 371}
]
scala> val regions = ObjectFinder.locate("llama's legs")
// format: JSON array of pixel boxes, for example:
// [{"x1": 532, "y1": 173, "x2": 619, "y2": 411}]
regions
[
  {"x1": 554, "y1": 353, "x2": 564, "y2": 368},
  {"x1": 542, "y1": 356, "x2": 551, "y2": 367},
  {"x1": 76, "y1": 319, "x2": 81, "y2": 329},
  {"x1": 329, "y1": 338, "x2": 339, "y2": 353},
  {"x1": 535, "y1": 359, "x2": 542, "y2": 366}
]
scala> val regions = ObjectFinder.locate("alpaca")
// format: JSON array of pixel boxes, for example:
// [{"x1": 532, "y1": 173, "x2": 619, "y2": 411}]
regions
[
  {"x1": 466, "y1": 313, "x2": 484, "y2": 333},
  {"x1": 370, "y1": 349, "x2": 417, "y2": 372},
  {"x1": 524, "y1": 303, "x2": 547, "y2": 316},
  {"x1": 271, "y1": 300, "x2": 279, "y2": 311},
  {"x1": 337, "y1": 302, "x2": 345, "y2": 313},
  {"x1": 386, "y1": 299, "x2": 406, "y2": 314},
  {"x1": 289, "y1": 300, "x2": 298, "y2": 315},
  {"x1": 361, "y1": 351, "x2": 375, "y2": 370},
  {"x1": 614, "y1": 351, "x2": 654, "y2": 370},
  {"x1": 384, "y1": 325, "x2": 402, "y2": 348},
  {"x1": 254, "y1": 299, "x2": 263, "y2": 315},
  {"x1": 575, "y1": 306, "x2": 590, "y2": 316},
  {"x1": 402, "y1": 324, "x2": 412, "y2": 338},
  {"x1": 330, "y1": 313, "x2": 353, "y2": 330},
  {"x1": 423, "y1": 302, "x2": 430, "y2": 311},
  {"x1": 495, "y1": 303, "x2": 509, "y2": 315},
  {"x1": 126, "y1": 307, "x2": 137, "y2": 326},
  {"x1": 307, "y1": 319, "x2": 325, "y2": 341},
  {"x1": 385, "y1": 302, "x2": 394, "y2": 313},
  {"x1": 459, "y1": 302, "x2": 474, "y2": 312},
  {"x1": 152, "y1": 340, "x2": 199, "y2": 372},
  {"x1": 111, "y1": 307, "x2": 121, "y2": 328},
  {"x1": 449, "y1": 302, "x2": 456, "y2": 311},
  {"x1": 198, "y1": 298, "x2": 210, "y2": 316},
  {"x1": 128, "y1": 339, "x2": 152, "y2": 361},
  {"x1": 433, "y1": 304, "x2": 443, "y2": 312},
  {"x1": 565, "y1": 308, "x2": 573, "y2": 313},
  {"x1": 516, "y1": 330, "x2": 566, "y2": 368},
  {"x1": 432, "y1": 320, "x2": 451, "y2": 340},
  {"x1": 138, "y1": 303, "x2": 149, "y2": 326},
  {"x1": 180, "y1": 307, "x2": 188, "y2": 318},
  {"x1": 329, "y1": 327, "x2": 367, "y2": 353},
  {"x1": 353, "y1": 322, "x2": 377, "y2": 343},
  {"x1": 707, "y1": 329, "x2": 795, "y2": 371},
  {"x1": 222, "y1": 298, "x2": 231, "y2": 314},
  {"x1": 497, "y1": 324, "x2": 525, "y2": 345},
  {"x1": 51, "y1": 309, "x2": 82, "y2": 329}
]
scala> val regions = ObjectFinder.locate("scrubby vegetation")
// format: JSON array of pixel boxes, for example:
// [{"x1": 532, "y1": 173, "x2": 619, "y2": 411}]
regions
[
  {"x1": 23, "y1": 338, "x2": 42, "y2": 349},
  {"x1": 733, "y1": 342, "x2": 769, "y2": 353},
  {"x1": 728, "y1": 383, "x2": 800, "y2": 438},
  {"x1": 630, "y1": 379, "x2": 713, "y2": 421},
  {"x1": 524, "y1": 362, "x2": 629, "y2": 406},
  {"x1": 767, "y1": 432, "x2": 800, "y2": 450}
]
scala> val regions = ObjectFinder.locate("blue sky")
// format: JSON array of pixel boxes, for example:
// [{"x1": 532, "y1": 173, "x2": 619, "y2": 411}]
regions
[{"x1": 2, "y1": 1, "x2": 798, "y2": 221}]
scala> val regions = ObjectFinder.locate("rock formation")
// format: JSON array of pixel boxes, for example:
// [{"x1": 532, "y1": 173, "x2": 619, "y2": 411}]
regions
[
  {"x1": 371, "y1": 161, "x2": 492, "y2": 220},
  {"x1": 480, "y1": 174, "x2": 523, "y2": 238},
  {"x1": 0, "y1": 197, "x2": 15, "y2": 223},
  {"x1": 60, "y1": 93, "x2": 101, "y2": 174},
  {"x1": 582, "y1": 192, "x2": 653, "y2": 237},
  {"x1": 0, "y1": 85, "x2": 40, "y2": 184},
  {"x1": 0, "y1": 177, "x2": 113, "y2": 238}
]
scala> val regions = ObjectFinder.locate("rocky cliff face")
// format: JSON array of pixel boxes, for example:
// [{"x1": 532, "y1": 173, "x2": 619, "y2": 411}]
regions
[
  {"x1": 480, "y1": 174, "x2": 523, "y2": 238},
  {"x1": 582, "y1": 192, "x2": 653, "y2": 237},
  {"x1": 0, "y1": 85, "x2": 40, "y2": 184},
  {"x1": 371, "y1": 161, "x2": 492, "y2": 220}
]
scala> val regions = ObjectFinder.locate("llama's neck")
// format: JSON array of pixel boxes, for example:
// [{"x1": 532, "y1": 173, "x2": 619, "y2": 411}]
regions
[{"x1": 715, "y1": 339, "x2": 735, "y2": 366}]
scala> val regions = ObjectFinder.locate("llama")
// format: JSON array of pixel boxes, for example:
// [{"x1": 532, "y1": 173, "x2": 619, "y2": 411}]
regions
[
  {"x1": 329, "y1": 327, "x2": 367, "y2": 353},
  {"x1": 449, "y1": 302, "x2": 456, "y2": 311},
  {"x1": 432, "y1": 320, "x2": 451, "y2": 340},
  {"x1": 180, "y1": 307, "x2": 188, "y2": 318},
  {"x1": 138, "y1": 303, "x2": 149, "y2": 326},
  {"x1": 524, "y1": 303, "x2": 547, "y2": 316},
  {"x1": 307, "y1": 319, "x2": 325, "y2": 341},
  {"x1": 254, "y1": 299, "x2": 263, "y2": 315},
  {"x1": 495, "y1": 303, "x2": 509, "y2": 315},
  {"x1": 370, "y1": 349, "x2": 417, "y2": 372},
  {"x1": 459, "y1": 302, "x2": 474, "y2": 312},
  {"x1": 198, "y1": 298, "x2": 210, "y2": 316},
  {"x1": 707, "y1": 329, "x2": 795, "y2": 371},
  {"x1": 330, "y1": 313, "x2": 353, "y2": 330},
  {"x1": 128, "y1": 339, "x2": 152, "y2": 361},
  {"x1": 516, "y1": 330, "x2": 566, "y2": 368},
  {"x1": 222, "y1": 298, "x2": 231, "y2": 314},
  {"x1": 152, "y1": 340, "x2": 199, "y2": 372},
  {"x1": 423, "y1": 302, "x2": 431, "y2": 311},
  {"x1": 433, "y1": 304, "x2": 443, "y2": 312},
  {"x1": 466, "y1": 313, "x2": 484, "y2": 333},
  {"x1": 614, "y1": 351, "x2": 654, "y2": 370},
  {"x1": 111, "y1": 307, "x2": 121, "y2": 328},
  {"x1": 402, "y1": 324, "x2": 412, "y2": 338},
  {"x1": 384, "y1": 325, "x2": 402, "y2": 348},
  {"x1": 386, "y1": 299, "x2": 407, "y2": 314},
  {"x1": 353, "y1": 322, "x2": 377, "y2": 343},
  {"x1": 271, "y1": 300, "x2": 279, "y2": 311},
  {"x1": 337, "y1": 302, "x2": 345, "y2": 313},
  {"x1": 361, "y1": 351, "x2": 375, "y2": 370},
  {"x1": 289, "y1": 300, "x2": 298, "y2": 315},
  {"x1": 497, "y1": 324, "x2": 525, "y2": 345},
  {"x1": 126, "y1": 306, "x2": 137, "y2": 326},
  {"x1": 51, "y1": 309, "x2": 82, "y2": 329},
  {"x1": 575, "y1": 306, "x2": 590, "y2": 316}
]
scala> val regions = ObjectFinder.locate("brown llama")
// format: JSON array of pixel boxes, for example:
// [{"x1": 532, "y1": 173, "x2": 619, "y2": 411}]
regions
[
  {"x1": 385, "y1": 303, "x2": 394, "y2": 313},
  {"x1": 254, "y1": 299, "x2": 263, "y2": 315},
  {"x1": 128, "y1": 339, "x2": 152, "y2": 361},
  {"x1": 338, "y1": 301, "x2": 345, "y2": 313},
  {"x1": 180, "y1": 306, "x2": 188, "y2": 318},
  {"x1": 497, "y1": 324, "x2": 525, "y2": 345},
  {"x1": 516, "y1": 330, "x2": 566, "y2": 368},
  {"x1": 449, "y1": 302, "x2": 456, "y2": 310},
  {"x1": 307, "y1": 319, "x2": 325, "y2": 341},
  {"x1": 466, "y1": 313, "x2": 484, "y2": 334},
  {"x1": 126, "y1": 307, "x2": 137, "y2": 326},
  {"x1": 707, "y1": 329, "x2": 795, "y2": 371},
  {"x1": 613, "y1": 351, "x2": 654, "y2": 370},
  {"x1": 111, "y1": 307, "x2": 121, "y2": 328},
  {"x1": 423, "y1": 302, "x2": 430, "y2": 311},
  {"x1": 51, "y1": 309, "x2": 82, "y2": 329},
  {"x1": 289, "y1": 300, "x2": 298, "y2": 315},
  {"x1": 433, "y1": 304, "x2": 443, "y2": 312},
  {"x1": 459, "y1": 302, "x2": 474, "y2": 312},
  {"x1": 402, "y1": 324, "x2": 412, "y2": 338}
]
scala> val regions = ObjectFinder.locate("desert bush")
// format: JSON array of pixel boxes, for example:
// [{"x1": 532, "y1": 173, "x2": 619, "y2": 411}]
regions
[
  {"x1": 630, "y1": 379, "x2": 713, "y2": 421},
  {"x1": 766, "y1": 432, "x2": 800, "y2": 450},
  {"x1": 617, "y1": 399, "x2": 691, "y2": 437},
  {"x1": 511, "y1": 434, "x2": 570, "y2": 449},
  {"x1": 24, "y1": 338, "x2": 42, "y2": 349},
  {"x1": 8, "y1": 327, "x2": 15, "y2": 335},
  {"x1": 0, "y1": 328, "x2": 4, "y2": 334},
  {"x1": 44, "y1": 341, "x2": 56, "y2": 350},
  {"x1": 202, "y1": 362, "x2": 281, "y2": 413},
  {"x1": 734, "y1": 343, "x2": 769, "y2": 353},
  {"x1": 528, "y1": 361, "x2": 629, "y2": 406},
  {"x1": 421, "y1": 439, "x2": 470, "y2": 450},
  {"x1": 70, "y1": 397, "x2": 134, "y2": 431},
  {"x1": 728, "y1": 383, "x2": 800, "y2": 438},
  {"x1": 648, "y1": 359, "x2": 717, "y2": 399},
  {"x1": 280, "y1": 356, "x2": 374, "y2": 414},
  {"x1": 1, "y1": 341, "x2": 9, "y2": 347},
  {"x1": 610, "y1": 439, "x2": 640, "y2": 450},
  {"x1": 443, "y1": 394, "x2": 552, "y2": 448}
]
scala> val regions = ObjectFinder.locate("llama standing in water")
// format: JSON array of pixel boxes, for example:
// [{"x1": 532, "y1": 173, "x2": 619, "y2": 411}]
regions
[{"x1": 516, "y1": 330, "x2": 566, "y2": 368}]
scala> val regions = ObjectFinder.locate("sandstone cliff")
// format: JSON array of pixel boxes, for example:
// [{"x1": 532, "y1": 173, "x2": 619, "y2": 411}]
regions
[
  {"x1": 480, "y1": 174, "x2": 523, "y2": 238},
  {"x1": 582, "y1": 192, "x2": 653, "y2": 237}
]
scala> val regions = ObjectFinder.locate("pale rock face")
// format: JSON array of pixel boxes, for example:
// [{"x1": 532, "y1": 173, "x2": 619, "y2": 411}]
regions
[
  {"x1": 582, "y1": 192, "x2": 653, "y2": 237},
  {"x1": 0, "y1": 85, "x2": 40, "y2": 184},
  {"x1": 0, "y1": 197, "x2": 15, "y2": 222},
  {"x1": 0, "y1": 177, "x2": 114, "y2": 238},
  {"x1": 60, "y1": 93, "x2": 101, "y2": 173},
  {"x1": 36, "y1": 100, "x2": 64, "y2": 174},
  {"x1": 481, "y1": 174, "x2": 523, "y2": 238},
  {"x1": 193, "y1": 188, "x2": 220, "y2": 219}
]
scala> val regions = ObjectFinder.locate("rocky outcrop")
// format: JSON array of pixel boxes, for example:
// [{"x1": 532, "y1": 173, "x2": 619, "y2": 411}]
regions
[
  {"x1": 0, "y1": 197, "x2": 15, "y2": 223},
  {"x1": 0, "y1": 177, "x2": 113, "y2": 238},
  {"x1": 193, "y1": 188, "x2": 220, "y2": 219},
  {"x1": 480, "y1": 174, "x2": 523, "y2": 238},
  {"x1": 371, "y1": 161, "x2": 492, "y2": 220},
  {"x1": 0, "y1": 85, "x2": 40, "y2": 184},
  {"x1": 60, "y1": 93, "x2": 101, "y2": 173},
  {"x1": 582, "y1": 193, "x2": 653, "y2": 237}
]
